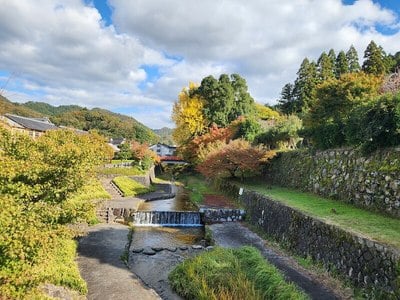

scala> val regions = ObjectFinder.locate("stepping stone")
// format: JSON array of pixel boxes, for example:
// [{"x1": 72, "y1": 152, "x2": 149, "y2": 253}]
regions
[
  {"x1": 179, "y1": 246, "x2": 188, "y2": 250},
  {"x1": 131, "y1": 248, "x2": 143, "y2": 253},
  {"x1": 166, "y1": 247, "x2": 177, "y2": 252},
  {"x1": 151, "y1": 247, "x2": 164, "y2": 252},
  {"x1": 192, "y1": 245, "x2": 203, "y2": 250},
  {"x1": 142, "y1": 247, "x2": 156, "y2": 255},
  {"x1": 206, "y1": 246, "x2": 214, "y2": 251}
]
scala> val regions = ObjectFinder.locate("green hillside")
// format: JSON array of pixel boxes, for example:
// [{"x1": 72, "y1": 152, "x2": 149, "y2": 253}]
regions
[
  {"x1": 0, "y1": 96, "x2": 158, "y2": 143},
  {"x1": 23, "y1": 101, "x2": 81, "y2": 116},
  {"x1": 0, "y1": 95, "x2": 42, "y2": 117}
]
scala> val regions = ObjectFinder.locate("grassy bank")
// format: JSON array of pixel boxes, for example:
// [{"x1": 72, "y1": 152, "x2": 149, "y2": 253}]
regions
[
  {"x1": 112, "y1": 176, "x2": 155, "y2": 197},
  {"x1": 98, "y1": 166, "x2": 146, "y2": 176},
  {"x1": 169, "y1": 246, "x2": 308, "y2": 300},
  {"x1": 183, "y1": 174, "x2": 221, "y2": 205},
  {"x1": 240, "y1": 182, "x2": 400, "y2": 249}
]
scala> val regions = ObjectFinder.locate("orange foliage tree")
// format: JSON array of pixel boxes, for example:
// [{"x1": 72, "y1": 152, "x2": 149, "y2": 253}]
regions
[
  {"x1": 130, "y1": 140, "x2": 160, "y2": 169},
  {"x1": 180, "y1": 122, "x2": 239, "y2": 164},
  {"x1": 196, "y1": 139, "x2": 275, "y2": 180}
]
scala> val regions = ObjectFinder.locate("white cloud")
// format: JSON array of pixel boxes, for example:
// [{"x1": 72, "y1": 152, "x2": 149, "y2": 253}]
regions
[{"x1": 0, "y1": 0, "x2": 399, "y2": 128}]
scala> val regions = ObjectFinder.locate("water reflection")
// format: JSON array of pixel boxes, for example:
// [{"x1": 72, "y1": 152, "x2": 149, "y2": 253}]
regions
[
  {"x1": 139, "y1": 186, "x2": 197, "y2": 211},
  {"x1": 131, "y1": 227, "x2": 204, "y2": 248}
]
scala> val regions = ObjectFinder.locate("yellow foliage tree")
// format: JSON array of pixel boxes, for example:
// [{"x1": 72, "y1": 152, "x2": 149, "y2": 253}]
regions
[
  {"x1": 255, "y1": 103, "x2": 281, "y2": 121},
  {"x1": 172, "y1": 82, "x2": 208, "y2": 145}
]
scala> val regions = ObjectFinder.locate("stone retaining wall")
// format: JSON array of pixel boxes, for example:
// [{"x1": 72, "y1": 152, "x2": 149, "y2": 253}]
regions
[
  {"x1": 266, "y1": 148, "x2": 400, "y2": 218},
  {"x1": 218, "y1": 181, "x2": 400, "y2": 298},
  {"x1": 199, "y1": 208, "x2": 245, "y2": 223}
]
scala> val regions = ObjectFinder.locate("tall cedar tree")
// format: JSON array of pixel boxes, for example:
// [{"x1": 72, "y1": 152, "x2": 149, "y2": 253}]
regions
[
  {"x1": 317, "y1": 52, "x2": 335, "y2": 81},
  {"x1": 335, "y1": 50, "x2": 349, "y2": 78},
  {"x1": 277, "y1": 83, "x2": 296, "y2": 114},
  {"x1": 362, "y1": 40, "x2": 387, "y2": 75},
  {"x1": 346, "y1": 45, "x2": 361, "y2": 73},
  {"x1": 293, "y1": 58, "x2": 318, "y2": 113}
]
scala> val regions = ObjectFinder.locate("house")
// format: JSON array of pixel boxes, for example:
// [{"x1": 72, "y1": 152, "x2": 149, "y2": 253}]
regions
[
  {"x1": 108, "y1": 137, "x2": 126, "y2": 153},
  {"x1": 1, "y1": 113, "x2": 59, "y2": 138},
  {"x1": 149, "y1": 143, "x2": 176, "y2": 156}
]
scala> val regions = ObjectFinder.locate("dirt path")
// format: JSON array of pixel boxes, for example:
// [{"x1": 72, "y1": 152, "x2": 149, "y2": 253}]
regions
[
  {"x1": 77, "y1": 223, "x2": 160, "y2": 300},
  {"x1": 209, "y1": 222, "x2": 341, "y2": 300}
]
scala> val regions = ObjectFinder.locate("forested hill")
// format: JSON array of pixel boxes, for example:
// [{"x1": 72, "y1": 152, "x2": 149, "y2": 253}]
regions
[
  {"x1": 153, "y1": 127, "x2": 174, "y2": 145},
  {"x1": 0, "y1": 97, "x2": 158, "y2": 143}
]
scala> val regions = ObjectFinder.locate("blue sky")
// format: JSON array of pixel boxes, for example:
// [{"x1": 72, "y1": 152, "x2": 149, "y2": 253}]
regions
[{"x1": 0, "y1": 0, "x2": 399, "y2": 129}]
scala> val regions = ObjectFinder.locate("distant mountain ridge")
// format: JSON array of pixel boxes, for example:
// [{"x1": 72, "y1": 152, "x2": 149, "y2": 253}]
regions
[
  {"x1": 153, "y1": 127, "x2": 174, "y2": 145},
  {"x1": 0, "y1": 96, "x2": 158, "y2": 143}
]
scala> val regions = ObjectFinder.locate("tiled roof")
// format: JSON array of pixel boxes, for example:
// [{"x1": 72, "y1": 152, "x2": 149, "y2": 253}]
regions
[{"x1": 5, "y1": 114, "x2": 59, "y2": 132}]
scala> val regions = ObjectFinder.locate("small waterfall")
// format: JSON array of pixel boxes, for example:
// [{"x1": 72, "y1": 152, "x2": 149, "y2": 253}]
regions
[{"x1": 132, "y1": 211, "x2": 202, "y2": 227}]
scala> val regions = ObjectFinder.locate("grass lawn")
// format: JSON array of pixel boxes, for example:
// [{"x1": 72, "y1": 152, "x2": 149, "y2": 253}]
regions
[
  {"x1": 240, "y1": 182, "x2": 400, "y2": 249},
  {"x1": 169, "y1": 246, "x2": 308, "y2": 300},
  {"x1": 98, "y1": 166, "x2": 146, "y2": 176},
  {"x1": 112, "y1": 176, "x2": 155, "y2": 197}
]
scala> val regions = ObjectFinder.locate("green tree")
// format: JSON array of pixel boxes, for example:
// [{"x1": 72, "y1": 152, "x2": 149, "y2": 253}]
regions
[
  {"x1": 362, "y1": 40, "x2": 387, "y2": 75},
  {"x1": 198, "y1": 74, "x2": 255, "y2": 127},
  {"x1": 234, "y1": 117, "x2": 262, "y2": 142},
  {"x1": 305, "y1": 72, "x2": 383, "y2": 149},
  {"x1": 229, "y1": 74, "x2": 255, "y2": 120},
  {"x1": 317, "y1": 52, "x2": 335, "y2": 81},
  {"x1": 335, "y1": 50, "x2": 349, "y2": 78},
  {"x1": 293, "y1": 58, "x2": 318, "y2": 113},
  {"x1": 277, "y1": 83, "x2": 297, "y2": 114},
  {"x1": 328, "y1": 49, "x2": 336, "y2": 70},
  {"x1": 346, "y1": 45, "x2": 361, "y2": 73}
]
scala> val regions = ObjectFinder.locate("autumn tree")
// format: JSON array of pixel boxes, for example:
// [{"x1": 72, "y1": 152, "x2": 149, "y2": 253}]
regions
[
  {"x1": 130, "y1": 140, "x2": 159, "y2": 169},
  {"x1": 180, "y1": 123, "x2": 236, "y2": 164},
  {"x1": 196, "y1": 139, "x2": 275, "y2": 180},
  {"x1": 172, "y1": 82, "x2": 207, "y2": 145}
]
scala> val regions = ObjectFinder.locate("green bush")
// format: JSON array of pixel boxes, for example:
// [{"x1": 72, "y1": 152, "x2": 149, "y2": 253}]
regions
[
  {"x1": 346, "y1": 93, "x2": 400, "y2": 153},
  {"x1": 169, "y1": 246, "x2": 307, "y2": 300},
  {"x1": 112, "y1": 176, "x2": 155, "y2": 197}
]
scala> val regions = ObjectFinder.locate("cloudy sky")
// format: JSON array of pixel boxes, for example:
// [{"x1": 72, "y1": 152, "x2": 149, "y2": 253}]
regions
[{"x1": 0, "y1": 0, "x2": 399, "y2": 129}]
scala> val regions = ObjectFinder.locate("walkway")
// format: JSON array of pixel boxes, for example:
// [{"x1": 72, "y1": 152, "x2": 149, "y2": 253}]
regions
[
  {"x1": 77, "y1": 223, "x2": 160, "y2": 300},
  {"x1": 209, "y1": 222, "x2": 341, "y2": 300}
]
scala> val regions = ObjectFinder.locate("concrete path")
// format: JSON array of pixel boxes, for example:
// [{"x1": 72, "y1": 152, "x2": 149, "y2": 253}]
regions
[
  {"x1": 209, "y1": 222, "x2": 340, "y2": 300},
  {"x1": 77, "y1": 223, "x2": 160, "y2": 300}
]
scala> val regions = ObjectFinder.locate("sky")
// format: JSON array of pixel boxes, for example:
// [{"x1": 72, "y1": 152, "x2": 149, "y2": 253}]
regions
[{"x1": 0, "y1": 0, "x2": 399, "y2": 129}]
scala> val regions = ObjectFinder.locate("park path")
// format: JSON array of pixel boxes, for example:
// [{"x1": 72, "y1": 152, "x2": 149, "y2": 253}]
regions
[
  {"x1": 209, "y1": 222, "x2": 342, "y2": 300},
  {"x1": 77, "y1": 223, "x2": 160, "y2": 300},
  {"x1": 76, "y1": 178, "x2": 160, "y2": 299}
]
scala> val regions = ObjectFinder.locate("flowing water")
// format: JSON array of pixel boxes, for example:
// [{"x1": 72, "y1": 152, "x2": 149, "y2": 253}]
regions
[{"x1": 131, "y1": 184, "x2": 204, "y2": 247}]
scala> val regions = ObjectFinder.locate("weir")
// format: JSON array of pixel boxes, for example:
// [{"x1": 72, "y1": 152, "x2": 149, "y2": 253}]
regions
[{"x1": 132, "y1": 211, "x2": 202, "y2": 227}]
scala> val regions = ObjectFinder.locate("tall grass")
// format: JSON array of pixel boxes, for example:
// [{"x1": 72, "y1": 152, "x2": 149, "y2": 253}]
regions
[{"x1": 169, "y1": 246, "x2": 308, "y2": 300}]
